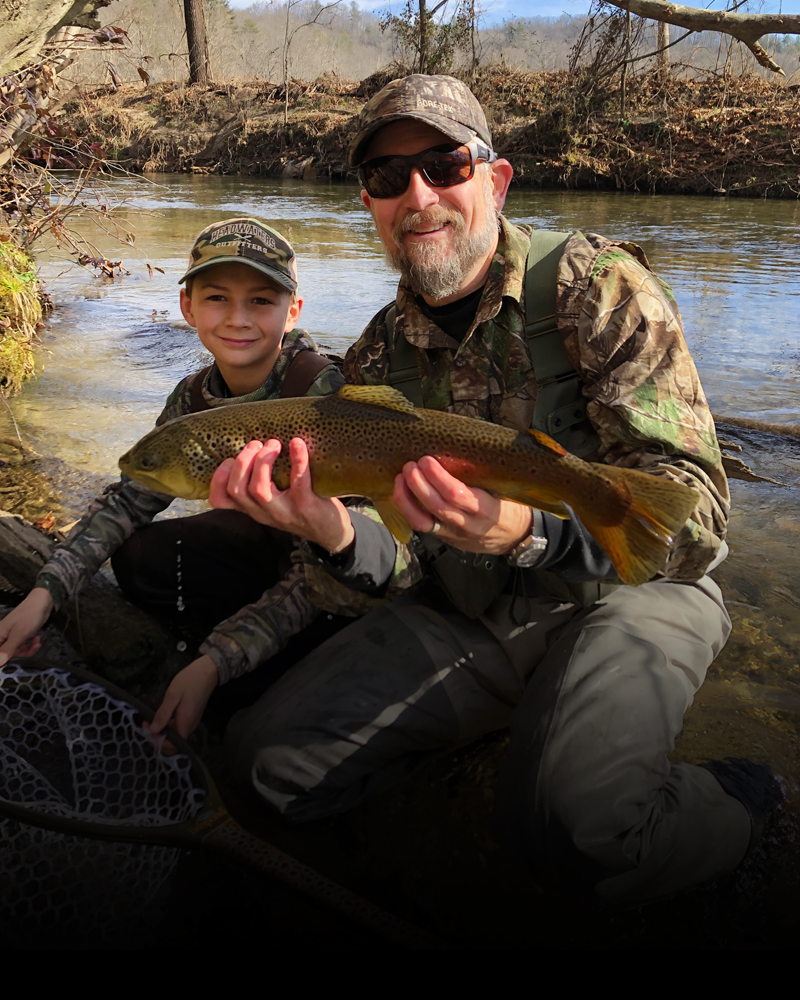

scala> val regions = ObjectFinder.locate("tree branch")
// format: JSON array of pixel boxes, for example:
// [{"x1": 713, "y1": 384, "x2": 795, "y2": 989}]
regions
[{"x1": 604, "y1": 0, "x2": 800, "y2": 73}]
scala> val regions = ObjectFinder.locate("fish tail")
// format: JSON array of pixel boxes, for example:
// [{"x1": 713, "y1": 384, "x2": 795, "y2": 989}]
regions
[{"x1": 573, "y1": 466, "x2": 699, "y2": 586}]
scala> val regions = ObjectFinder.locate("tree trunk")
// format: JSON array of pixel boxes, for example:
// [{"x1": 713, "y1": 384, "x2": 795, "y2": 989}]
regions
[
  {"x1": 283, "y1": 4, "x2": 290, "y2": 128},
  {"x1": 620, "y1": 11, "x2": 632, "y2": 119},
  {"x1": 657, "y1": 19, "x2": 669, "y2": 74},
  {"x1": 0, "y1": 0, "x2": 112, "y2": 76},
  {"x1": 418, "y1": 0, "x2": 428, "y2": 74},
  {"x1": 183, "y1": 0, "x2": 211, "y2": 85}
]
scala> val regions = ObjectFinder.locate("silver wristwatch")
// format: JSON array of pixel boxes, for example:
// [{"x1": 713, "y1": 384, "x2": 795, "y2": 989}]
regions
[{"x1": 506, "y1": 513, "x2": 548, "y2": 568}]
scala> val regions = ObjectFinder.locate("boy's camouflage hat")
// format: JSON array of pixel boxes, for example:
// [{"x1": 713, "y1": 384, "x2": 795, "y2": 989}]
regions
[
  {"x1": 348, "y1": 74, "x2": 493, "y2": 168},
  {"x1": 179, "y1": 217, "x2": 298, "y2": 292}
]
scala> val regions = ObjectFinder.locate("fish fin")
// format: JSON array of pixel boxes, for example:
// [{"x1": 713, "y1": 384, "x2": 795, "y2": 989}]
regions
[
  {"x1": 373, "y1": 497, "x2": 413, "y2": 543},
  {"x1": 496, "y1": 490, "x2": 571, "y2": 519},
  {"x1": 337, "y1": 384, "x2": 421, "y2": 417},
  {"x1": 574, "y1": 466, "x2": 700, "y2": 586},
  {"x1": 526, "y1": 429, "x2": 567, "y2": 457}
]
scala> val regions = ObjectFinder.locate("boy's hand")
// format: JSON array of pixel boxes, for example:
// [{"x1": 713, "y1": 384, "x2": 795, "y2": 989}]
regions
[
  {"x1": 209, "y1": 437, "x2": 355, "y2": 554},
  {"x1": 145, "y1": 654, "x2": 219, "y2": 745},
  {"x1": 0, "y1": 587, "x2": 53, "y2": 666}
]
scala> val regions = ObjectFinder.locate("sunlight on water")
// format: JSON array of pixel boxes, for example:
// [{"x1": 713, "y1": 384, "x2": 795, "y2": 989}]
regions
[{"x1": 18, "y1": 176, "x2": 799, "y2": 480}]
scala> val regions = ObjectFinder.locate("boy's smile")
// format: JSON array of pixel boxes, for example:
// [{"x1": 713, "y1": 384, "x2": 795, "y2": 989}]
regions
[{"x1": 179, "y1": 262, "x2": 303, "y2": 396}]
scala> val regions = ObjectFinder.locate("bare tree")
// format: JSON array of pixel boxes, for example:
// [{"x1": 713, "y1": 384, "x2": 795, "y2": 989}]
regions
[
  {"x1": 656, "y1": 19, "x2": 669, "y2": 74},
  {"x1": 382, "y1": 0, "x2": 473, "y2": 75},
  {"x1": 282, "y1": 0, "x2": 343, "y2": 125},
  {"x1": 604, "y1": 0, "x2": 800, "y2": 74},
  {"x1": 183, "y1": 0, "x2": 210, "y2": 83}
]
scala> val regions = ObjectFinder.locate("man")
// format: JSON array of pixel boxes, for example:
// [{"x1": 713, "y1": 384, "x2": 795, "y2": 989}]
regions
[{"x1": 213, "y1": 76, "x2": 783, "y2": 907}]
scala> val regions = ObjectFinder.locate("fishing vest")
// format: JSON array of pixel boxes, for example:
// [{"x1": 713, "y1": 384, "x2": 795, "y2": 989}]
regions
[
  {"x1": 187, "y1": 348, "x2": 334, "y2": 413},
  {"x1": 383, "y1": 230, "x2": 619, "y2": 614}
]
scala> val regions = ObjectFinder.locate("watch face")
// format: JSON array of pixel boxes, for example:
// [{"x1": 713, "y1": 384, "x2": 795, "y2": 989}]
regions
[
  {"x1": 516, "y1": 547, "x2": 542, "y2": 568},
  {"x1": 514, "y1": 536, "x2": 547, "y2": 568}
]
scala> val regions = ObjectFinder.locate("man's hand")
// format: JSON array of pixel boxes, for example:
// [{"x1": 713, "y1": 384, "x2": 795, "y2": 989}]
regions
[
  {"x1": 0, "y1": 587, "x2": 53, "y2": 666},
  {"x1": 145, "y1": 654, "x2": 219, "y2": 744},
  {"x1": 394, "y1": 456, "x2": 532, "y2": 555},
  {"x1": 209, "y1": 437, "x2": 354, "y2": 554}
]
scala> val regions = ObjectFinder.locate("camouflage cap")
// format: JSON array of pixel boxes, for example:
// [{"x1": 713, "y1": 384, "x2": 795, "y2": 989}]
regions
[
  {"x1": 348, "y1": 74, "x2": 492, "y2": 168},
  {"x1": 179, "y1": 217, "x2": 298, "y2": 292}
]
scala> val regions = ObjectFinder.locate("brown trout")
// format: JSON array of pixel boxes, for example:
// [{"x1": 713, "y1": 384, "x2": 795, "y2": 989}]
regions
[{"x1": 119, "y1": 384, "x2": 699, "y2": 586}]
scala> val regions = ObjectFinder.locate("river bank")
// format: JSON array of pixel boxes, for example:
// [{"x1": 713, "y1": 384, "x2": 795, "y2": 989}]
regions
[{"x1": 60, "y1": 68, "x2": 800, "y2": 197}]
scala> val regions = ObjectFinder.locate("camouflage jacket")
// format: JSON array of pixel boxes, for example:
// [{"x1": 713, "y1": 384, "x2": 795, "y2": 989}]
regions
[
  {"x1": 333, "y1": 217, "x2": 728, "y2": 603},
  {"x1": 35, "y1": 328, "x2": 345, "y2": 684}
]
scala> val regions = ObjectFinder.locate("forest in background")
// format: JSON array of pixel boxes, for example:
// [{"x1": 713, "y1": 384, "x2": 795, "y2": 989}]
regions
[{"x1": 61, "y1": 0, "x2": 800, "y2": 87}]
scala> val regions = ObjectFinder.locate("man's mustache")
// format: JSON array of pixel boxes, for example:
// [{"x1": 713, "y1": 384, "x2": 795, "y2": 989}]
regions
[{"x1": 393, "y1": 209, "x2": 465, "y2": 243}]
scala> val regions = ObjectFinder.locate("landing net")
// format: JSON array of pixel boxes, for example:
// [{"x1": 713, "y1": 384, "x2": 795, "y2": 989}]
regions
[{"x1": 0, "y1": 661, "x2": 206, "y2": 946}]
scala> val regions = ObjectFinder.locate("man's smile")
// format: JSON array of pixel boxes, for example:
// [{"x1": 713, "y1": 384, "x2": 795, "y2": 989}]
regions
[{"x1": 407, "y1": 221, "x2": 451, "y2": 236}]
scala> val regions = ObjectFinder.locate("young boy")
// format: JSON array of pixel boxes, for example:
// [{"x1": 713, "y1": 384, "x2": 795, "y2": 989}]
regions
[{"x1": 0, "y1": 217, "x2": 365, "y2": 738}]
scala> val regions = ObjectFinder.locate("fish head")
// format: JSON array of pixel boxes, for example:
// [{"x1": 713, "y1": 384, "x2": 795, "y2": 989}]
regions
[{"x1": 119, "y1": 421, "x2": 219, "y2": 499}]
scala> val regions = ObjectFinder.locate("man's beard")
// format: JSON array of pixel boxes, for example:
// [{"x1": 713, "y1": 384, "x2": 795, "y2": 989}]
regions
[{"x1": 384, "y1": 180, "x2": 499, "y2": 301}]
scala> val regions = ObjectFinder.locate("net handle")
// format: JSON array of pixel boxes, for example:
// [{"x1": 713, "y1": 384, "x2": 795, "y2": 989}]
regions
[
  {"x1": 2, "y1": 659, "x2": 442, "y2": 949},
  {"x1": 198, "y1": 812, "x2": 439, "y2": 949}
]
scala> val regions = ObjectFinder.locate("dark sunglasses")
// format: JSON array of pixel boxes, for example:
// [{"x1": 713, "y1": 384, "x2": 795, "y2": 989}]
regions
[{"x1": 358, "y1": 140, "x2": 498, "y2": 199}]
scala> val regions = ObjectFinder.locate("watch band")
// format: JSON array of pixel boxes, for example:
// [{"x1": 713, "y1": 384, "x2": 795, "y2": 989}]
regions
[{"x1": 506, "y1": 510, "x2": 548, "y2": 568}]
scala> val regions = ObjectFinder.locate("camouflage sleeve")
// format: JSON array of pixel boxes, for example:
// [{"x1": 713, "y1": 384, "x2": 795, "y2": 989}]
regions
[
  {"x1": 199, "y1": 548, "x2": 320, "y2": 684},
  {"x1": 558, "y1": 233, "x2": 729, "y2": 581},
  {"x1": 301, "y1": 502, "x2": 425, "y2": 617},
  {"x1": 305, "y1": 362, "x2": 345, "y2": 397},
  {"x1": 342, "y1": 304, "x2": 393, "y2": 386},
  {"x1": 35, "y1": 479, "x2": 173, "y2": 609},
  {"x1": 155, "y1": 374, "x2": 194, "y2": 425}
]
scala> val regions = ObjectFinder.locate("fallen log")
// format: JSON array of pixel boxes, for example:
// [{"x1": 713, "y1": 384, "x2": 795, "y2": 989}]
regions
[{"x1": 0, "y1": 508, "x2": 190, "y2": 693}]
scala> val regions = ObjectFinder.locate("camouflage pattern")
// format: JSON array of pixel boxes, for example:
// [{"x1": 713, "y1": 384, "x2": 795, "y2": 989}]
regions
[
  {"x1": 35, "y1": 330, "x2": 344, "y2": 680},
  {"x1": 341, "y1": 217, "x2": 729, "y2": 582},
  {"x1": 300, "y1": 502, "x2": 425, "y2": 618},
  {"x1": 348, "y1": 74, "x2": 493, "y2": 168},
  {"x1": 179, "y1": 217, "x2": 298, "y2": 291}
]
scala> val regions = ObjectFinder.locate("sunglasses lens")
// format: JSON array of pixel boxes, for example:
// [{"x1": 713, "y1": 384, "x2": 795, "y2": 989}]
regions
[
  {"x1": 360, "y1": 145, "x2": 475, "y2": 198},
  {"x1": 361, "y1": 157, "x2": 411, "y2": 199},
  {"x1": 421, "y1": 146, "x2": 473, "y2": 187}
]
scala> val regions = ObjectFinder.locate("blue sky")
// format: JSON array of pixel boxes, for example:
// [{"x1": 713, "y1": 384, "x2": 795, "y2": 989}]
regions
[{"x1": 227, "y1": 0, "x2": 800, "y2": 24}]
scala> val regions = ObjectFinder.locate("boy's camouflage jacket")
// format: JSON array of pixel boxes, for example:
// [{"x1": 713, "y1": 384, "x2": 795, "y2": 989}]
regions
[
  {"x1": 35, "y1": 328, "x2": 344, "y2": 684},
  {"x1": 332, "y1": 216, "x2": 729, "y2": 610}
]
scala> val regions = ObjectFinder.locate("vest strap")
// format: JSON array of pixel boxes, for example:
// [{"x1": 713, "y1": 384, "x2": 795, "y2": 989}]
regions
[
  {"x1": 384, "y1": 304, "x2": 424, "y2": 408},
  {"x1": 188, "y1": 364, "x2": 214, "y2": 413},
  {"x1": 524, "y1": 230, "x2": 599, "y2": 459},
  {"x1": 279, "y1": 349, "x2": 334, "y2": 399}
]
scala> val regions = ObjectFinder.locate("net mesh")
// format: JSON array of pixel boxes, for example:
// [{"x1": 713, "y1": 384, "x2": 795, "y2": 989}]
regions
[{"x1": 0, "y1": 661, "x2": 207, "y2": 946}]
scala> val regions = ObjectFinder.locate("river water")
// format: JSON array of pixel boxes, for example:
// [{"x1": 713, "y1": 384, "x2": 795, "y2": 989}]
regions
[
  {"x1": 5, "y1": 176, "x2": 800, "y2": 945},
  {"x1": 13, "y1": 176, "x2": 800, "y2": 467}
]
